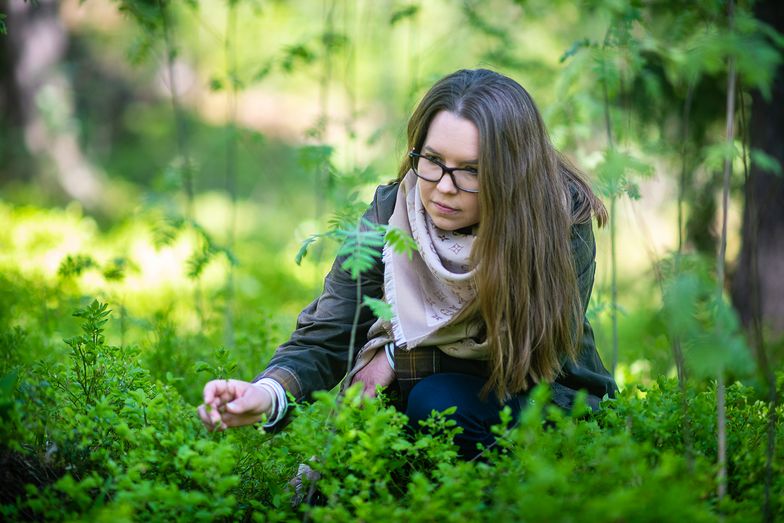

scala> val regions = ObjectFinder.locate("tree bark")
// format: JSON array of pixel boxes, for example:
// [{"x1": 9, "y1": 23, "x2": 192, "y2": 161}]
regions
[
  {"x1": 731, "y1": 0, "x2": 784, "y2": 338},
  {"x1": 0, "y1": 0, "x2": 105, "y2": 207}
]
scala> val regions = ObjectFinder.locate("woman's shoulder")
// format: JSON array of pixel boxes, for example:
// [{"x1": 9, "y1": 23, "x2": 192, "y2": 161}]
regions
[
  {"x1": 565, "y1": 173, "x2": 607, "y2": 229},
  {"x1": 567, "y1": 178, "x2": 587, "y2": 216},
  {"x1": 368, "y1": 181, "x2": 401, "y2": 224}
]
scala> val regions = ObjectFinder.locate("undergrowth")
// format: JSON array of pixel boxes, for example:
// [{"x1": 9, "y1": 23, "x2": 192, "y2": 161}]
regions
[{"x1": 0, "y1": 298, "x2": 781, "y2": 522}]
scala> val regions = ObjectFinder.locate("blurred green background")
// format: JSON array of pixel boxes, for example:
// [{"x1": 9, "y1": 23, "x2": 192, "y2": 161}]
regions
[{"x1": 1, "y1": 0, "x2": 782, "y2": 405}]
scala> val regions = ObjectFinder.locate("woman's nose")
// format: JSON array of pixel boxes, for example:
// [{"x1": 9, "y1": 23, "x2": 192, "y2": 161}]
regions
[{"x1": 436, "y1": 173, "x2": 459, "y2": 194}]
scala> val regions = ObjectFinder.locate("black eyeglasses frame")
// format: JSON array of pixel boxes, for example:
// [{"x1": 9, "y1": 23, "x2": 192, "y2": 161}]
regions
[{"x1": 408, "y1": 150, "x2": 480, "y2": 194}]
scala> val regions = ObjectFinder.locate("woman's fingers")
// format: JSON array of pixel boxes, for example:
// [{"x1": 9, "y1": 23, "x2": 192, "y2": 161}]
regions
[
  {"x1": 220, "y1": 410, "x2": 263, "y2": 427},
  {"x1": 353, "y1": 349, "x2": 395, "y2": 398},
  {"x1": 200, "y1": 403, "x2": 264, "y2": 429},
  {"x1": 198, "y1": 379, "x2": 273, "y2": 431},
  {"x1": 202, "y1": 381, "x2": 219, "y2": 405},
  {"x1": 219, "y1": 382, "x2": 237, "y2": 404},
  {"x1": 225, "y1": 385, "x2": 271, "y2": 417},
  {"x1": 203, "y1": 379, "x2": 231, "y2": 405},
  {"x1": 200, "y1": 379, "x2": 241, "y2": 431},
  {"x1": 197, "y1": 403, "x2": 225, "y2": 431},
  {"x1": 203, "y1": 379, "x2": 240, "y2": 407},
  {"x1": 363, "y1": 383, "x2": 378, "y2": 398},
  {"x1": 224, "y1": 393, "x2": 256, "y2": 414}
]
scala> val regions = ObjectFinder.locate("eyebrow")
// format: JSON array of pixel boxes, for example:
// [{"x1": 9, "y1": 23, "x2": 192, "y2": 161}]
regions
[{"x1": 423, "y1": 145, "x2": 478, "y2": 166}]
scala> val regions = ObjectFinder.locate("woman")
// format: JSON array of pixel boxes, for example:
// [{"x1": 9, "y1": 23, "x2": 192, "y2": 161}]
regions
[{"x1": 198, "y1": 69, "x2": 617, "y2": 459}]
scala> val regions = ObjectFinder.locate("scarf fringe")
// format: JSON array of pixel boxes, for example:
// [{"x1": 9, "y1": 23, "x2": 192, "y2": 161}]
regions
[
  {"x1": 382, "y1": 242, "x2": 408, "y2": 350},
  {"x1": 383, "y1": 171, "x2": 476, "y2": 352}
]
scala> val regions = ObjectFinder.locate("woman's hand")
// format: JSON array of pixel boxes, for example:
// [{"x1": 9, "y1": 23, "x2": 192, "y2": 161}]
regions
[
  {"x1": 197, "y1": 379, "x2": 272, "y2": 431},
  {"x1": 351, "y1": 348, "x2": 395, "y2": 398}
]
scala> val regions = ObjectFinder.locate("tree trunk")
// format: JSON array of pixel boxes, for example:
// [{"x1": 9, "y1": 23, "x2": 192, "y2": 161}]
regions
[
  {"x1": 0, "y1": 0, "x2": 39, "y2": 182},
  {"x1": 731, "y1": 0, "x2": 784, "y2": 338},
  {"x1": 0, "y1": 0, "x2": 105, "y2": 207}
]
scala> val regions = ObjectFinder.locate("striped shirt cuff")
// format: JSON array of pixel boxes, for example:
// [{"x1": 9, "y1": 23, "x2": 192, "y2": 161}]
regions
[
  {"x1": 252, "y1": 378, "x2": 288, "y2": 428},
  {"x1": 385, "y1": 342, "x2": 395, "y2": 370}
]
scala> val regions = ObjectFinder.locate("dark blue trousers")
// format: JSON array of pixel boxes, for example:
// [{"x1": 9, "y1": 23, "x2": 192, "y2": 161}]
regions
[{"x1": 404, "y1": 373, "x2": 526, "y2": 460}]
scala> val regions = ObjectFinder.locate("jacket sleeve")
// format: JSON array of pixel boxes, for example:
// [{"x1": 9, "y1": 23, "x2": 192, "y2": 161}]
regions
[
  {"x1": 571, "y1": 220, "x2": 597, "y2": 315},
  {"x1": 253, "y1": 187, "x2": 392, "y2": 404}
]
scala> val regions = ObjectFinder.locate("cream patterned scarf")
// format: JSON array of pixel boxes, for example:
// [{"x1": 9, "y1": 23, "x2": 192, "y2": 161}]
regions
[
  {"x1": 383, "y1": 170, "x2": 478, "y2": 350},
  {"x1": 345, "y1": 172, "x2": 486, "y2": 387}
]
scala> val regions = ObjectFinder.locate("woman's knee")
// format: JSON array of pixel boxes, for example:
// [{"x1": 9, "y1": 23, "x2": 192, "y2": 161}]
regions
[{"x1": 404, "y1": 373, "x2": 484, "y2": 426}]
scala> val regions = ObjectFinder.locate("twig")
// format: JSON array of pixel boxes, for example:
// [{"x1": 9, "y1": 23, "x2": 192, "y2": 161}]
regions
[
  {"x1": 223, "y1": 1, "x2": 238, "y2": 348},
  {"x1": 158, "y1": 0, "x2": 194, "y2": 215},
  {"x1": 600, "y1": 30, "x2": 619, "y2": 377},
  {"x1": 673, "y1": 82, "x2": 696, "y2": 469},
  {"x1": 304, "y1": 219, "x2": 367, "y2": 511},
  {"x1": 715, "y1": 0, "x2": 737, "y2": 505},
  {"x1": 158, "y1": 0, "x2": 203, "y2": 326}
]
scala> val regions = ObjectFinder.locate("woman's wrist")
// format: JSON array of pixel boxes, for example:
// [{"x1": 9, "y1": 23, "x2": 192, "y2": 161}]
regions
[
  {"x1": 251, "y1": 380, "x2": 277, "y2": 418},
  {"x1": 252, "y1": 378, "x2": 288, "y2": 427}
]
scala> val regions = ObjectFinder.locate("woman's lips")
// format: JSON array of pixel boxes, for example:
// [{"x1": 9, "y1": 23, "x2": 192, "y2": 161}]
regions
[{"x1": 433, "y1": 201, "x2": 459, "y2": 214}]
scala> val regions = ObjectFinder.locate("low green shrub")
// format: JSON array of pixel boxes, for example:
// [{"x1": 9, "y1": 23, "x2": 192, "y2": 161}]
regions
[{"x1": 0, "y1": 301, "x2": 781, "y2": 522}]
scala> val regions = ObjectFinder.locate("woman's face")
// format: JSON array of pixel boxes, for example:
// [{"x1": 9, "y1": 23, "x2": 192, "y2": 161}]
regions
[{"x1": 417, "y1": 111, "x2": 481, "y2": 231}]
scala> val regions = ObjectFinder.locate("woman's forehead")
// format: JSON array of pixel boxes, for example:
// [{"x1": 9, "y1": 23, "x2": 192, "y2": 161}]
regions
[{"x1": 424, "y1": 111, "x2": 479, "y2": 160}]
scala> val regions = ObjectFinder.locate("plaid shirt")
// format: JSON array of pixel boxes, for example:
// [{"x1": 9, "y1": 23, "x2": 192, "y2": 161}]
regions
[{"x1": 394, "y1": 345, "x2": 489, "y2": 400}]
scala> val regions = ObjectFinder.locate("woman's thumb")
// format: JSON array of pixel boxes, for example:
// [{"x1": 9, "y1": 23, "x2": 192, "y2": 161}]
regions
[
  {"x1": 225, "y1": 386, "x2": 266, "y2": 414},
  {"x1": 225, "y1": 395, "x2": 252, "y2": 414}
]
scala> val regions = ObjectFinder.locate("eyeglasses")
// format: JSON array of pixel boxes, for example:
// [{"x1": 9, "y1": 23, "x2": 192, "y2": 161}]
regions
[{"x1": 409, "y1": 151, "x2": 480, "y2": 193}]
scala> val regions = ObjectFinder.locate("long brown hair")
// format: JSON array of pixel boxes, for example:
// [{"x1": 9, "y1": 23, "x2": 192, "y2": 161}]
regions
[{"x1": 398, "y1": 69, "x2": 607, "y2": 400}]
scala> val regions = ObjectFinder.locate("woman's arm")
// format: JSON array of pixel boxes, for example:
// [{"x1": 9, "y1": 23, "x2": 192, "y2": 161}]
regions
[
  {"x1": 250, "y1": 184, "x2": 399, "y2": 410},
  {"x1": 198, "y1": 184, "x2": 399, "y2": 431},
  {"x1": 571, "y1": 220, "x2": 597, "y2": 314}
]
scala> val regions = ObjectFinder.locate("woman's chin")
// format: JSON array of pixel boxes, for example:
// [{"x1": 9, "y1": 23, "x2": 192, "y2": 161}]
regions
[{"x1": 429, "y1": 214, "x2": 464, "y2": 231}]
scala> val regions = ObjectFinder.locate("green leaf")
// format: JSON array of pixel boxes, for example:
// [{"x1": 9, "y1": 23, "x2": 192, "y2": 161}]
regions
[
  {"x1": 623, "y1": 180, "x2": 641, "y2": 200},
  {"x1": 327, "y1": 197, "x2": 368, "y2": 231},
  {"x1": 750, "y1": 149, "x2": 782, "y2": 176},
  {"x1": 126, "y1": 33, "x2": 155, "y2": 65},
  {"x1": 595, "y1": 149, "x2": 653, "y2": 199},
  {"x1": 362, "y1": 297, "x2": 393, "y2": 321},
  {"x1": 194, "y1": 361, "x2": 212, "y2": 374},
  {"x1": 337, "y1": 225, "x2": 386, "y2": 279},
  {"x1": 757, "y1": 18, "x2": 784, "y2": 48},
  {"x1": 187, "y1": 248, "x2": 213, "y2": 279},
  {"x1": 165, "y1": 371, "x2": 183, "y2": 383},
  {"x1": 102, "y1": 257, "x2": 128, "y2": 281},
  {"x1": 390, "y1": 5, "x2": 419, "y2": 25},
  {"x1": 702, "y1": 142, "x2": 740, "y2": 172},
  {"x1": 209, "y1": 76, "x2": 224, "y2": 91},
  {"x1": 295, "y1": 235, "x2": 321, "y2": 265},
  {"x1": 281, "y1": 43, "x2": 316, "y2": 73},
  {"x1": 662, "y1": 273, "x2": 703, "y2": 339},
  {"x1": 340, "y1": 250, "x2": 377, "y2": 279},
  {"x1": 151, "y1": 216, "x2": 182, "y2": 247},
  {"x1": 559, "y1": 38, "x2": 592, "y2": 63},
  {"x1": 321, "y1": 31, "x2": 349, "y2": 51},
  {"x1": 253, "y1": 61, "x2": 273, "y2": 82},
  {"x1": 58, "y1": 254, "x2": 96, "y2": 278},
  {"x1": 298, "y1": 144, "x2": 333, "y2": 172},
  {"x1": 385, "y1": 227, "x2": 417, "y2": 259},
  {"x1": 0, "y1": 371, "x2": 17, "y2": 408}
]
